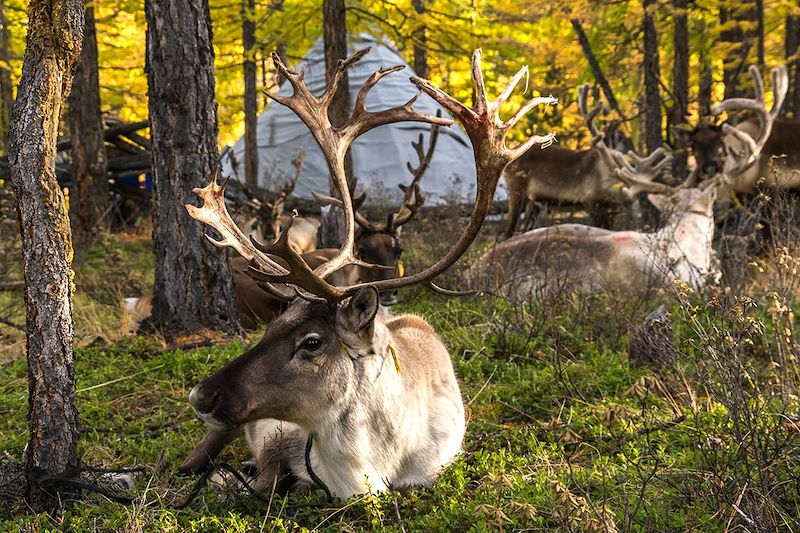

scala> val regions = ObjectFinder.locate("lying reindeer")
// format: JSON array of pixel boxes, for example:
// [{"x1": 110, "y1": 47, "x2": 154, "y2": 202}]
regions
[
  {"x1": 472, "y1": 149, "x2": 717, "y2": 300},
  {"x1": 245, "y1": 151, "x2": 321, "y2": 254},
  {"x1": 685, "y1": 65, "x2": 792, "y2": 193},
  {"x1": 179, "y1": 48, "x2": 556, "y2": 497},
  {"x1": 502, "y1": 85, "x2": 669, "y2": 238}
]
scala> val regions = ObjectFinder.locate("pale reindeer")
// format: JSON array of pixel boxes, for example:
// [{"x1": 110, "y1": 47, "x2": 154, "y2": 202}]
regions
[
  {"x1": 501, "y1": 85, "x2": 668, "y2": 238},
  {"x1": 685, "y1": 65, "x2": 792, "y2": 193},
  {"x1": 245, "y1": 150, "x2": 321, "y2": 254},
  {"x1": 179, "y1": 48, "x2": 556, "y2": 497}
]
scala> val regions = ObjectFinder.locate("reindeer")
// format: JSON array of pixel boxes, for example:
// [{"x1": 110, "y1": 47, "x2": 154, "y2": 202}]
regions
[
  {"x1": 474, "y1": 185, "x2": 717, "y2": 300},
  {"x1": 179, "y1": 48, "x2": 556, "y2": 497},
  {"x1": 685, "y1": 65, "x2": 792, "y2": 193},
  {"x1": 246, "y1": 151, "x2": 321, "y2": 254},
  {"x1": 502, "y1": 85, "x2": 666, "y2": 238}
]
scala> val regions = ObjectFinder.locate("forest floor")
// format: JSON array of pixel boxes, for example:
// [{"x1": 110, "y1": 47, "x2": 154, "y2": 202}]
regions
[{"x1": 1, "y1": 218, "x2": 800, "y2": 531}]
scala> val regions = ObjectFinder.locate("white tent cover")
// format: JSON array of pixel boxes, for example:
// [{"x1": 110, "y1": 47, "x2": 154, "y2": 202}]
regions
[{"x1": 221, "y1": 34, "x2": 500, "y2": 207}]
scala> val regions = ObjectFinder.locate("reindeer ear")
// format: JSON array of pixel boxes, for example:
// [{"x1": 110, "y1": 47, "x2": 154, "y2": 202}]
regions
[
  {"x1": 341, "y1": 287, "x2": 380, "y2": 332},
  {"x1": 647, "y1": 193, "x2": 665, "y2": 211}
]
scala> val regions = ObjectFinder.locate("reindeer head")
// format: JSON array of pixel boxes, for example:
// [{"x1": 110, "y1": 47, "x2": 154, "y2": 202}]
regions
[{"x1": 189, "y1": 288, "x2": 380, "y2": 429}]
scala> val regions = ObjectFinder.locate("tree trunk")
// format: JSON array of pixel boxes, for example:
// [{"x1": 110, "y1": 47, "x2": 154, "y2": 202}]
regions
[
  {"x1": 642, "y1": 0, "x2": 662, "y2": 152},
  {"x1": 68, "y1": 4, "x2": 110, "y2": 239},
  {"x1": 8, "y1": 0, "x2": 83, "y2": 512},
  {"x1": 720, "y1": 1, "x2": 756, "y2": 99},
  {"x1": 322, "y1": 0, "x2": 351, "y2": 247},
  {"x1": 242, "y1": 0, "x2": 258, "y2": 188},
  {"x1": 671, "y1": 0, "x2": 689, "y2": 180},
  {"x1": 145, "y1": 0, "x2": 239, "y2": 334},
  {"x1": 0, "y1": 0, "x2": 12, "y2": 149},
  {"x1": 570, "y1": 18, "x2": 622, "y2": 116},
  {"x1": 755, "y1": 0, "x2": 764, "y2": 67},
  {"x1": 784, "y1": 8, "x2": 800, "y2": 118},
  {"x1": 411, "y1": 0, "x2": 427, "y2": 78}
]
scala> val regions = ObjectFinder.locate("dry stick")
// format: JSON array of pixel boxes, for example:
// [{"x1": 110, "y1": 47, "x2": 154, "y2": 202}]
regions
[{"x1": 77, "y1": 364, "x2": 165, "y2": 393}]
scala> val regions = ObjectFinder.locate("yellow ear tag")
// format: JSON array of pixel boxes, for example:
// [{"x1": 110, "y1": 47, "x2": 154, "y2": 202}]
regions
[
  {"x1": 397, "y1": 261, "x2": 404, "y2": 277},
  {"x1": 389, "y1": 345, "x2": 402, "y2": 374}
]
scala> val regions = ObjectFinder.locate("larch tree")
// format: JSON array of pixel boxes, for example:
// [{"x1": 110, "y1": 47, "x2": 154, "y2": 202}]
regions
[
  {"x1": 68, "y1": 3, "x2": 110, "y2": 238},
  {"x1": 411, "y1": 0, "x2": 427, "y2": 78},
  {"x1": 242, "y1": 0, "x2": 258, "y2": 187},
  {"x1": 784, "y1": 3, "x2": 800, "y2": 118},
  {"x1": 321, "y1": 0, "x2": 351, "y2": 247},
  {"x1": 144, "y1": 0, "x2": 239, "y2": 334},
  {"x1": 0, "y1": 0, "x2": 12, "y2": 146},
  {"x1": 642, "y1": 0, "x2": 662, "y2": 152},
  {"x1": 8, "y1": 0, "x2": 83, "y2": 512},
  {"x1": 671, "y1": 0, "x2": 689, "y2": 180}
]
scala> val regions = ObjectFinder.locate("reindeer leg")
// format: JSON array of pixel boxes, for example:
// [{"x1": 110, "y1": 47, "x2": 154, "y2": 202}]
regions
[
  {"x1": 503, "y1": 189, "x2": 524, "y2": 238},
  {"x1": 178, "y1": 428, "x2": 239, "y2": 475}
]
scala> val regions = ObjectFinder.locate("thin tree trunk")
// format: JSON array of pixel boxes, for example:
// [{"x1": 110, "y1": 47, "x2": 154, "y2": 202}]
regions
[
  {"x1": 145, "y1": 0, "x2": 239, "y2": 334},
  {"x1": 642, "y1": 0, "x2": 662, "y2": 152},
  {"x1": 9, "y1": 0, "x2": 83, "y2": 512},
  {"x1": 672, "y1": 0, "x2": 689, "y2": 180},
  {"x1": 242, "y1": 0, "x2": 258, "y2": 188},
  {"x1": 570, "y1": 18, "x2": 622, "y2": 116},
  {"x1": 721, "y1": 1, "x2": 756, "y2": 99},
  {"x1": 322, "y1": 0, "x2": 351, "y2": 247},
  {"x1": 68, "y1": 4, "x2": 110, "y2": 238},
  {"x1": 411, "y1": 0, "x2": 427, "y2": 78},
  {"x1": 0, "y1": 0, "x2": 12, "y2": 149},
  {"x1": 784, "y1": 9, "x2": 800, "y2": 118},
  {"x1": 756, "y1": 0, "x2": 764, "y2": 67}
]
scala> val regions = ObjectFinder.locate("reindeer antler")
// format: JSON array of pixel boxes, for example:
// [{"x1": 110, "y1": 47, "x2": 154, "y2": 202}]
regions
[
  {"x1": 578, "y1": 84, "x2": 675, "y2": 195},
  {"x1": 710, "y1": 64, "x2": 788, "y2": 184},
  {"x1": 188, "y1": 49, "x2": 556, "y2": 302}
]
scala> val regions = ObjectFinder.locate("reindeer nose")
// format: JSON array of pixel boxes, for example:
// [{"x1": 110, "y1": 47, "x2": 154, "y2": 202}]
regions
[{"x1": 189, "y1": 385, "x2": 219, "y2": 415}]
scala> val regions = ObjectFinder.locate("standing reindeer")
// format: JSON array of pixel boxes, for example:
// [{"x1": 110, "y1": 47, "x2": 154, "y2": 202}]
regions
[
  {"x1": 686, "y1": 65, "x2": 791, "y2": 193},
  {"x1": 179, "y1": 48, "x2": 556, "y2": 497},
  {"x1": 502, "y1": 85, "x2": 668, "y2": 238}
]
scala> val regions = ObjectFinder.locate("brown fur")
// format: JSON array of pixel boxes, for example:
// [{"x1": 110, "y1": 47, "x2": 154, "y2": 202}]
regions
[{"x1": 502, "y1": 144, "x2": 625, "y2": 238}]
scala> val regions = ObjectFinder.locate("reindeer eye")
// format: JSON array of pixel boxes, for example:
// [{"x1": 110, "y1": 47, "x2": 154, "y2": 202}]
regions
[{"x1": 301, "y1": 337, "x2": 321, "y2": 351}]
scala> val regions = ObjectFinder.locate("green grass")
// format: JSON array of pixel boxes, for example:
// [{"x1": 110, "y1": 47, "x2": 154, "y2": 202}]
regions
[{"x1": 1, "y1": 235, "x2": 800, "y2": 531}]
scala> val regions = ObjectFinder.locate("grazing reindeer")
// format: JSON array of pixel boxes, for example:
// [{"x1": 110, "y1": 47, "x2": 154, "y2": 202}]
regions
[
  {"x1": 179, "y1": 48, "x2": 556, "y2": 497},
  {"x1": 313, "y1": 119, "x2": 440, "y2": 306},
  {"x1": 686, "y1": 65, "x2": 792, "y2": 193},
  {"x1": 472, "y1": 183, "x2": 717, "y2": 300},
  {"x1": 502, "y1": 85, "x2": 668, "y2": 238},
  {"x1": 246, "y1": 151, "x2": 321, "y2": 254}
]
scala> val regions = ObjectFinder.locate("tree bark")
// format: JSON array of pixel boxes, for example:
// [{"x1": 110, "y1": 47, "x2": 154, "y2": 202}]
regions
[
  {"x1": 242, "y1": 0, "x2": 258, "y2": 187},
  {"x1": 784, "y1": 8, "x2": 800, "y2": 118},
  {"x1": 642, "y1": 0, "x2": 662, "y2": 152},
  {"x1": 720, "y1": 1, "x2": 756, "y2": 99},
  {"x1": 755, "y1": 0, "x2": 764, "y2": 67},
  {"x1": 570, "y1": 18, "x2": 622, "y2": 116},
  {"x1": 411, "y1": 0, "x2": 427, "y2": 79},
  {"x1": 322, "y1": 0, "x2": 351, "y2": 247},
  {"x1": 671, "y1": 0, "x2": 689, "y2": 180},
  {"x1": 68, "y1": 4, "x2": 110, "y2": 238},
  {"x1": 8, "y1": 0, "x2": 83, "y2": 512},
  {"x1": 145, "y1": 0, "x2": 239, "y2": 334},
  {"x1": 0, "y1": 0, "x2": 12, "y2": 149}
]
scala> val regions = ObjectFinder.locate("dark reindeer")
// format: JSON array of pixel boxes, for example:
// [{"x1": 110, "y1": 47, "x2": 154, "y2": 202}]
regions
[
  {"x1": 685, "y1": 65, "x2": 791, "y2": 193},
  {"x1": 502, "y1": 85, "x2": 669, "y2": 238},
  {"x1": 179, "y1": 48, "x2": 556, "y2": 497}
]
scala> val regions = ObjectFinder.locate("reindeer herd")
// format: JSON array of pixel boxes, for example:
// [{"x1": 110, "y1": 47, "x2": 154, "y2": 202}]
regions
[{"x1": 149, "y1": 49, "x2": 798, "y2": 499}]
